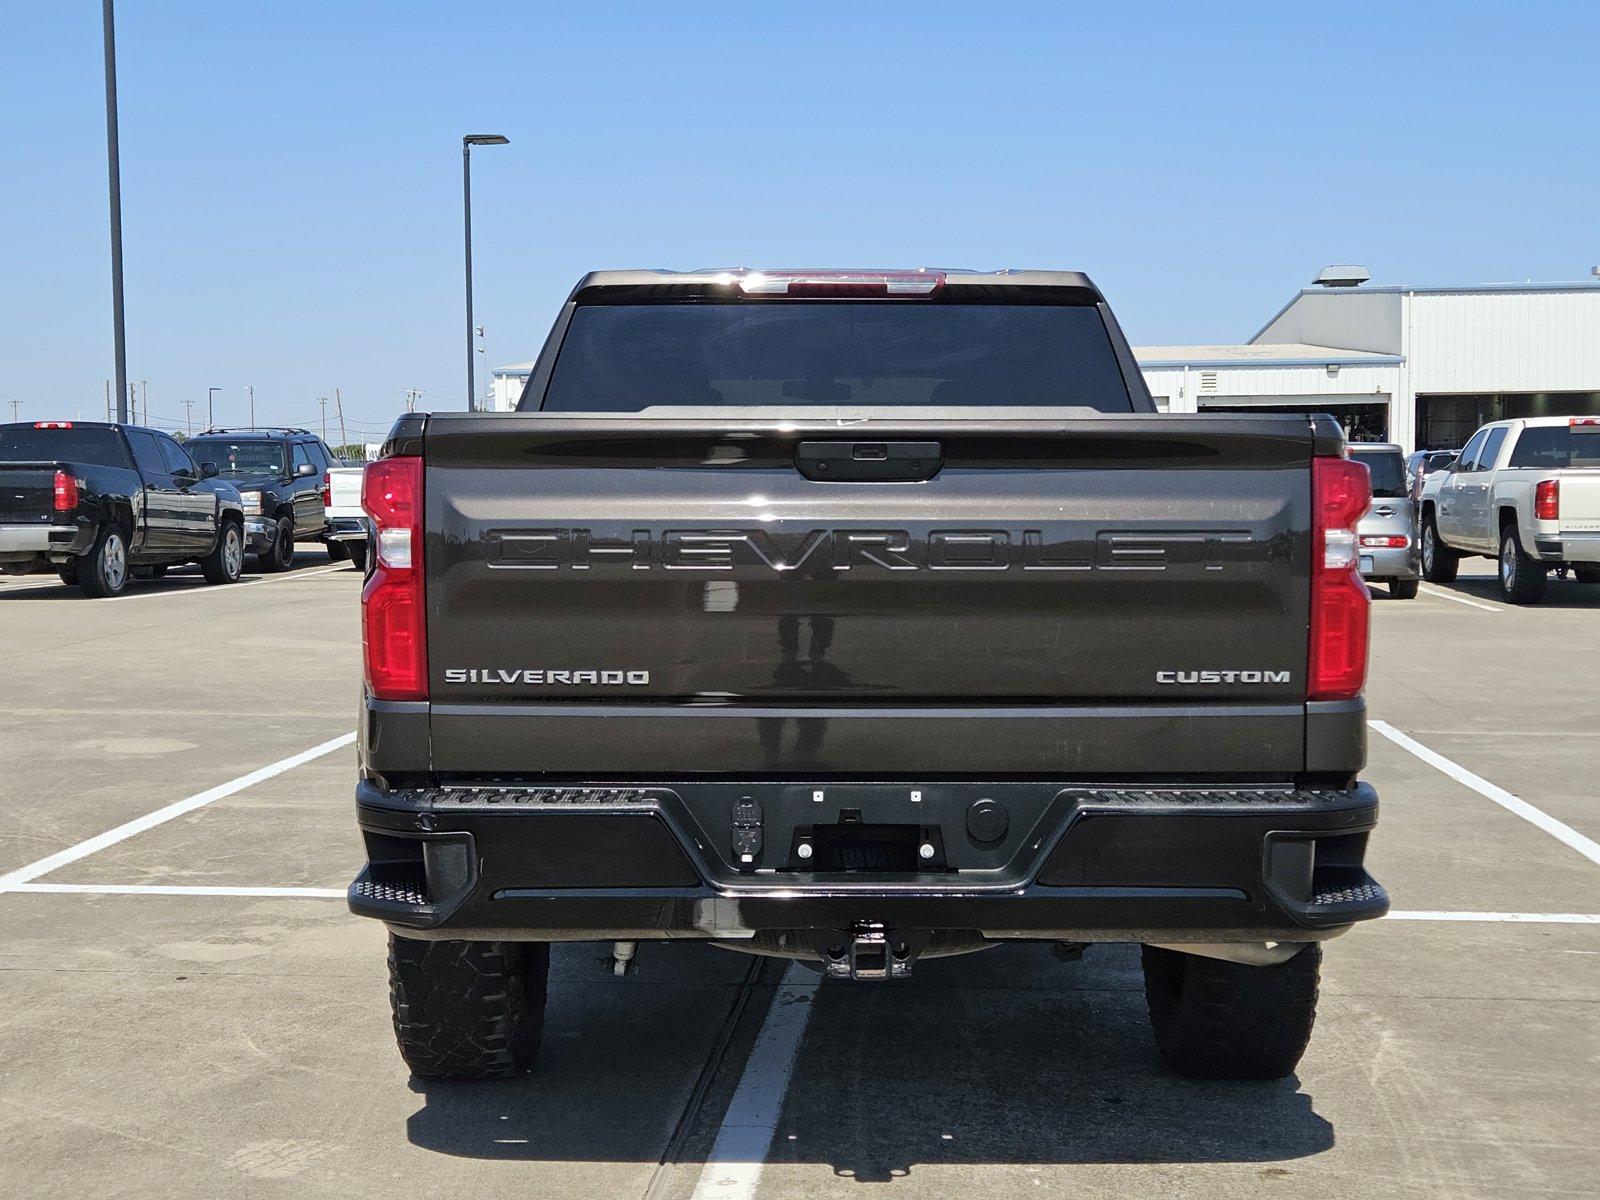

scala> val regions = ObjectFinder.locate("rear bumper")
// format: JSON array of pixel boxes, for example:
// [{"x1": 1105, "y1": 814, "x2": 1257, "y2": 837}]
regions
[
  {"x1": 1359, "y1": 544, "x2": 1418, "y2": 580},
  {"x1": 349, "y1": 779, "x2": 1386, "y2": 944},
  {"x1": 1535, "y1": 532, "x2": 1600, "y2": 564},
  {"x1": 326, "y1": 516, "x2": 368, "y2": 542},
  {"x1": 0, "y1": 524, "x2": 82, "y2": 563}
]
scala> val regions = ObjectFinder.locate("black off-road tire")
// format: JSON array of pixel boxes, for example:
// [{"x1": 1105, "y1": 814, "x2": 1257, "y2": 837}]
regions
[
  {"x1": 1573, "y1": 565, "x2": 1600, "y2": 585},
  {"x1": 1389, "y1": 577, "x2": 1419, "y2": 600},
  {"x1": 1420, "y1": 512, "x2": 1459, "y2": 583},
  {"x1": 347, "y1": 540, "x2": 368, "y2": 572},
  {"x1": 388, "y1": 937, "x2": 549, "y2": 1081},
  {"x1": 201, "y1": 519, "x2": 244, "y2": 585},
  {"x1": 258, "y1": 516, "x2": 295, "y2": 572},
  {"x1": 324, "y1": 538, "x2": 348, "y2": 562},
  {"x1": 1498, "y1": 526, "x2": 1547, "y2": 605},
  {"x1": 77, "y1": 525, "x2": 130, "y2": 598},
  {"x1": 56, "y1": 560, "x2": 79, "y2": 587},
  {"x1": 1142, "y1": 944, "x2": 1321, "y2": 1080}
]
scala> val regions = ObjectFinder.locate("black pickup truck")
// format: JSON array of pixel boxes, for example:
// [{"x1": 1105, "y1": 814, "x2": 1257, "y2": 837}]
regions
[
  {"x1": 0, "y1": 421, "x2": 246, "y2": 596},
  {"x1": 348, "y1": 269, "x2": 1387, "y2": 1082}
]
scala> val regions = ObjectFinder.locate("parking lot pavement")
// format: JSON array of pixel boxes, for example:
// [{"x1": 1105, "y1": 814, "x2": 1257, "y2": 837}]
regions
[{"x1": 2, "y1": 557, "x2": 1598, "y2": 1199}]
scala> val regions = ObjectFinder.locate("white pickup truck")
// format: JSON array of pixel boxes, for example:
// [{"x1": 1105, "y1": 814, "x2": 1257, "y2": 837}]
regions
[
  {"x1": 1419, "y1": 416, "x2": 1600, "y2": 603},
  {"x1": 325, "y1": 464, "x2": 368, "y2": 570}
]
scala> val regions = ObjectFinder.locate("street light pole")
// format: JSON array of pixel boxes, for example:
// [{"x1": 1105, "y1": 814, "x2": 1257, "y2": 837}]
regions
[
  {"x1": 101, "y1": 0, "x2": 129, "y2": 423},
  {"x1": 462, "y1": 134, "x2": 509, "y2": 410},
  {"x1": 247, "y1": 385, "x2": 254, "y2": 429},
  {"x1": 208, "y1": 387, "x2": 219, "y2": 430}
]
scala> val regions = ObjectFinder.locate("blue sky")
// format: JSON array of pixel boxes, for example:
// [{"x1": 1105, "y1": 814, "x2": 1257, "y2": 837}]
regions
[{"x1": 2, "y1": 2, "x2": 1597, "y2": 437}]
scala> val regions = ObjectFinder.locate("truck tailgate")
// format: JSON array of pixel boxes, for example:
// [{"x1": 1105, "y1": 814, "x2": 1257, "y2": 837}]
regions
[
  {"x1": 327, "y1": 465, "x2": 366, "y2": 518},
  {"x1": 0, "y1": 463, "x2": 58, "y2": 524},
  {"x1": 1557, "y1": 470, "x2": 1600, "y2": 531},
  {"x1": 417, "y1": 414, "x2": 1319, "y2": 776}
]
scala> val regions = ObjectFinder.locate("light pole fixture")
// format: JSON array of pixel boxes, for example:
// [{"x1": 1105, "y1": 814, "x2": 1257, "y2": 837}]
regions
[
  {"x1": 102, "y1": 0, "x2": 129, "y2": 422},
  {"x1": 462, "y1": 134, "x2": 509, "y2": 409},
  {"x1": 208, "y1": 387, "x2": 219, "y2": 429}
]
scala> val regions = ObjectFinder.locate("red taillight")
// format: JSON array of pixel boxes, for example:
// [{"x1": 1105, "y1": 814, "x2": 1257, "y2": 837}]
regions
[
  {"x1": 1535, "y1": 478, "x2": 1560, "y2": 521},
  {"x1": 321, "y1": 471, "x2": 331, "y2": 508},
  {"x1": 1309, "y1": 456, "x2": 1371, "y2": 701},
  {"x1": 361, "y1": 456, "x2": 426, "y2": 700},
  {"x1": 52, "y1": 469, "x2": 79, "y2": 512},
  {"x1": 732, "y1": 269, "x2": 945, "y2": 298},
  {"x1": 1359, "y1": 534, "x2": 1409, "y2": 548},
  {"x1": 35, "y1": 421, "x2": 73, "y2": 429}
]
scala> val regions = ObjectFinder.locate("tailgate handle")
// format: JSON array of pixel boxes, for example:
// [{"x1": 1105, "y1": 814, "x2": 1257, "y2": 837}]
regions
[{"x1": 796, "y1": 440, "x2": 943, "y2": 482}]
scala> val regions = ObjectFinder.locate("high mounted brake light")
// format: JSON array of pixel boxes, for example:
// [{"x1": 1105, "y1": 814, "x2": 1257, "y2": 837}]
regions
[
  {"x1": 1309, "y1": 456, "x2": 1371, "y2": 701},
  {"x1": 361, "y1": 455, "x2": 426, "y2": 700},
  {"x1": 53, "y1": 469, "x2": 79, "y2": 512},
  {"x1": 1535, "y1": 478, "x2": 1560, "y2": 521},
  {"x1": 1570, "y1": 418, "x2": 1600, "y2": 432},
  {"x1": 732, "y1": 270, "x2": 945, "y2": 298},
  {"x1": 34, "y1": 421, "x2": 73, "y2": 429}
]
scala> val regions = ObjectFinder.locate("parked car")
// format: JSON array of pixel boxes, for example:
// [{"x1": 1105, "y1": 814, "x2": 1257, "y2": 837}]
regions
[
  {"x1": 184, "y1": 428, "x2": 337, "y2": 571},
  {"x1": 324, "y1": 463, "x2": 368, "y2": 570},
  {"x1": 348, "y1": 268, "x2": 1388, "y2": 1083},
  {"x1": 1418, "y1": 416, "x2": 1600, "y2": 603},
  {"x1": 1405, "y1": 448, "x2": 1460, "y2": 503},
  {"x1": 1349, "y1": 443, "x2": 1418, "y2": 599},
  {"x1": 0, "y1": 421, "x2": 245, "y2": 597}
]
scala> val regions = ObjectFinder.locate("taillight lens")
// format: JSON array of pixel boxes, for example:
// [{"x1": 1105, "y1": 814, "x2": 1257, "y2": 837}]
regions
[
  {"x1": 1359, "y1": 534, "x2": 1409, "y2": 548},
  {"x1": 53, "y1": 469, "x2": 79, "y2": 512},
  {"x1": 1309, "y1": 457, "x2": 1371, "y2": 701},
  {"x1": 361, "y1": 456, "x2": 426, "y2": 700},
  {"x1": 1535, "y1": 479, "x2": 1560, "y2": 521},
  {"x1": 321, "y1": 471, "x2": 331, "y2": 508}
]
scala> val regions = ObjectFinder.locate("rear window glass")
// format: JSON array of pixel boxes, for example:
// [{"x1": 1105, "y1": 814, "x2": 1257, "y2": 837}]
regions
[
  {"x1": 1350, "y1": 447, "x2": 1407, "y2": 497},
  {"x1": 1507, "y1": 426, "x2": 1600, "y2": 469},
  {"x1": 535, "y1": 303, "x2": 1134, "y2": 412},
  {"x1": 0, "y1": 426, "x2": 129, "y2": 468}
]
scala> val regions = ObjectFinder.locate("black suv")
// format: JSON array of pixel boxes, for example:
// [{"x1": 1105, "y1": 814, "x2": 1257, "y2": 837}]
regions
[{"x1": 185, "y1": 428, "x2": 337, "y2": 571}]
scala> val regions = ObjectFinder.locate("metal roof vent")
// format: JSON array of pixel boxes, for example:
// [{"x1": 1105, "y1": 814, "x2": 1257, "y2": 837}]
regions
[{"x1": 1313, "y1": 264, "x2": 1372, "y2": 288}]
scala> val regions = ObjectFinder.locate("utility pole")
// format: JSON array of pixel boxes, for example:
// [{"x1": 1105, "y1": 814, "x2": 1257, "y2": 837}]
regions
[
  {"x1": 207, "y1": 387, "x2": 219, "y2": 430},
  {"x1": 317, "y1": 396, "x2": 328, "y2": 443},
  {"x1": 405, "y1": 388, "x2": 422, "y2": 414},
  {"x1": 182, "y1": 398, "x2": 194, "y2": 435},
  {"x1": 8, "y1": 400, "x2": 21, "y2": 422},
  {"x1": 335, "y1": 388, "x2": 348, "y2": 453},
  {"x1": 137, "y1": 379, "x2": 147, "y2": 425},
  {"x1": 102, "y1": 0, "x2": 129, "y2": 422},
  {"x1": 247, "y1": 385, "x2": 254, "y2": 429},
  {"x1": 104, "y1": 380, "x2": 112, "y2": 422}
]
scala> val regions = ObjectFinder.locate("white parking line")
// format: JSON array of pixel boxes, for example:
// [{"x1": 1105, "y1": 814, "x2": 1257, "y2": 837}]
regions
[
  {"x1": 7, "y1": 883, "x2": 346, "y2": 898},
  {"x1": 689, "y1": 963, "x2": 819, "y2": 1200},
  {"x1": 1419, "y1": 585, "x2": 1503, "y2": 612},
  {"x1": 1370, "y1": 719, "x2": 1600, "y2": 868},
  {"x1": 96, "y1": 563, "x2": 351, "y2": 602},
  {"x1": 0, "y1": 732, "x2": 356, "y2": 893},
  {"x1": 1386, "y1": 911, "x2": 1600, "y2": 924}
]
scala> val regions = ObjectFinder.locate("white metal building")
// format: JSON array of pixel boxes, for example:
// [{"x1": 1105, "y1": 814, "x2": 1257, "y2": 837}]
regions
[
  {"x1": 1138, "y1": 276, "x2": 1600, "y2": 452},
  {"x1": 489, "y1": 273, "x2": 1600, "y2": 453}
]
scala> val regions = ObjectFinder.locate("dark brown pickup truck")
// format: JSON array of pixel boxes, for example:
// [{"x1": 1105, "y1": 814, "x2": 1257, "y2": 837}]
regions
[{"x1": 347, "y1": 269, "x2": 1386, "y2": 1082}]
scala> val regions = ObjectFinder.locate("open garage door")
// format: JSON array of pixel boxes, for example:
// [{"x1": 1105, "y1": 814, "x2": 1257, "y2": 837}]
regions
[
  {"x1": 1418, "y1": 392, "x2": 1600, "y2": 450},
  {"x1": 1199, "y1": 394, "x2": 1391, "y2": 442}
]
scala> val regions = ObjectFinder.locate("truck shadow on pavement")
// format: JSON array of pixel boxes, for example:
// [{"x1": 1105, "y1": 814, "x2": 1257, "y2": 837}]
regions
[
  {"x1": 404, "y1": 945, "x2": 1333, "y2": 1175},
  {"x1": 1428, "y1": 572, "x2": 1600, "y2": 609}
]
